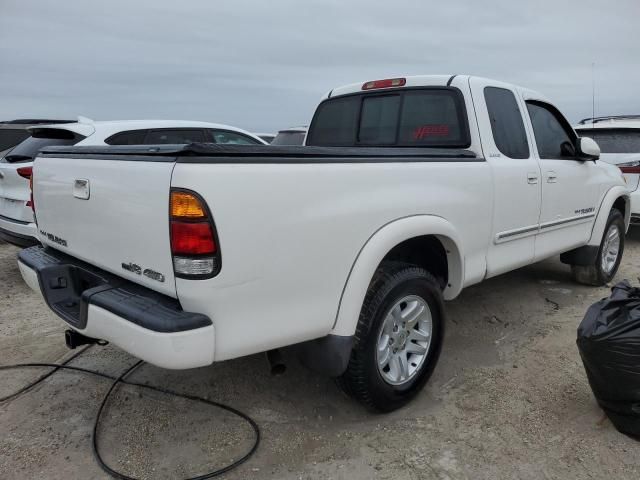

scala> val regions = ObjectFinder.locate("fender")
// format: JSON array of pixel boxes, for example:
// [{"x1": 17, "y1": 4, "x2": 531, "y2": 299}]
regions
[
  {"x1": 330, "y1": 215, "x2": 464, "y2": 337},
  {"x1": 587, "y1": 186, "x2": 630, "y2": 247}
]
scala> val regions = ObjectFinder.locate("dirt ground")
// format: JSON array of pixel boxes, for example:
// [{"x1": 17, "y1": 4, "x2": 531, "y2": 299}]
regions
[{"x1": 1, "y1": 235, "x2": 640, "y2": 480}]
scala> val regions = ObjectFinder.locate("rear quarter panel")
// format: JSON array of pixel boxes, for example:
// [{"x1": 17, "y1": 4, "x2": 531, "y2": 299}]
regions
[{"x1": 172, "y1": 160, "x2": 493, "y2": 360}]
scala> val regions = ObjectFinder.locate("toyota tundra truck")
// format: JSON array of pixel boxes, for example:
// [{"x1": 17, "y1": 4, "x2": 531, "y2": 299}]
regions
[{"x1": 18, "y1": 75, "x2": 629, "y2": 411}]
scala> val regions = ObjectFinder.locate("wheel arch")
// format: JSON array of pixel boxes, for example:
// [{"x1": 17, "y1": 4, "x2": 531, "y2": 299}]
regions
[
  {"x1": 588, "y1": 187, "x2": 630, "y2": 246},
  {"x1": 331, "y1": 215, "x2": 464, "y2": 337}
]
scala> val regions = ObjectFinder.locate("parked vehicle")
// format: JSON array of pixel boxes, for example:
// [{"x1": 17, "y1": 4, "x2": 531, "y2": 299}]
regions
[
  {"x1": 271, "y1": 126, "x2": 307, "y2": 145},
  {"x1": 0, "y1": 119, "x2": 266, "y2": 246},
  {"x1": 19, "y1": 75, "x2": 629, "y2": 411},
  {"x1": 575, "y1": 116, "x2": 640, "y2": 225},
  {"x1": 1, "y1": 119, "x2": 74, "y2": 157},
  {"x1": 255, "y1": 132, "x2": 276, "y2": 143}
]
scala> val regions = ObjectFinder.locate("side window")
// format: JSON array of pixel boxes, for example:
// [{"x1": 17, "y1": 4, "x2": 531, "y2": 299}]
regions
[
  {"x1": 526, "y1": 102, "x2": 575, "y2": 159},
  {"x1": 145, "y1": 129, "x2": 205, "y2": 144},
  {"x1": 484, "y1": 87, "x2": 529, "y2": 159},
  {"x1": 210, "y1": 130, "x2": 261, "y2": 145},
  {"x1": 105, "y1": 130, "x2": 148, "y2": 145}
]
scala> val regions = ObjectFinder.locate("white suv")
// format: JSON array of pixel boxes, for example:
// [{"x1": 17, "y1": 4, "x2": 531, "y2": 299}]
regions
[
  {"x1": 576, "y1": 116, "x2": 640, "y2": 225},
  {"x1": 0, "y1": 119, "x2": 266, "y2": 246}
]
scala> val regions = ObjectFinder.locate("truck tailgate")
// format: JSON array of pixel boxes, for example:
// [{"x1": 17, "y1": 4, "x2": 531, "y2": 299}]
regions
[{"x1": 33, "y1": 155, "x2": 177, "y2": 297}]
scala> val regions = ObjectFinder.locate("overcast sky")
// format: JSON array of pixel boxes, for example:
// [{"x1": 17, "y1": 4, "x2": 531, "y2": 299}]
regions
[{"x1": 1, "y1": 0, "x2": 638, "y2": 132}]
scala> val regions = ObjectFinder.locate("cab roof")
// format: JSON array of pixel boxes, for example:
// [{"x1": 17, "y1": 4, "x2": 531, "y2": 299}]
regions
[{"x1": 324, "y1": 74, "x2": 547, "y2": 103}]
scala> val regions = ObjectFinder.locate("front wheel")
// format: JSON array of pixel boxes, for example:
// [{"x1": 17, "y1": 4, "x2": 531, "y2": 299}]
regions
[
  {"x1": 571, "y1": 208, "x2": 625, "y2": 286},
  {"x1": 336, "y1": 261, "x2": 444, "y2": 412}
]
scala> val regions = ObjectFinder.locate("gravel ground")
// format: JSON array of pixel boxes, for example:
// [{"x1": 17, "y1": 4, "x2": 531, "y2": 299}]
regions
[{"x1": 1, "y1": 235, "x2": 640, "y2": 479}]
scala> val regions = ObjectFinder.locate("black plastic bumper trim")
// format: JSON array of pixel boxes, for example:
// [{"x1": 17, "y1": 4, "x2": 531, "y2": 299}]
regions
[
  {"x1": 18, "y1": 246, "x2": 212, "y2": 333},
  {"x1": 0, "y1": 225, "x2": 39, "y2": 247}
]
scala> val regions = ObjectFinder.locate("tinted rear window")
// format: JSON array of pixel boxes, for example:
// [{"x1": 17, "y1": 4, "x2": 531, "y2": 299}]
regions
[
  {"x1": 4, "y1": 129, "x2": 84, "y2": 162},
  {"x1": 105, "y1": 129, "x2": 148, "y2": 145},
  {"x1": 0, "y1": 129, "x2": 30, "y2": 152},
  {"x1": 307, "y1": 88, "x2": 469, "y2": 147},
  {"x1": 576, "y1": 128, "x2": 640, "y2": 154},
  {"x1": 271, "y1": 131, "x2": 307, "y2": 146},
  {"x1": 145, "y1": 129, "x2": 205, "y2": 144}
]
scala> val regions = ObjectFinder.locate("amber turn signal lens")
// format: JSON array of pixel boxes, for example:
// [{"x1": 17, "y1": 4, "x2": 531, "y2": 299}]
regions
[{"x1": 171, "y1": 191, "x2": 207, "y2": 218}]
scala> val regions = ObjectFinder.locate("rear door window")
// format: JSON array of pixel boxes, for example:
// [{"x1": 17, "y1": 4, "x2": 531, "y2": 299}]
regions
[
  {"x1": 307, "y1": 88, "x2": 469, "y2": 147},
  {"x1": 144, "y1": 129, "x2": 205, "y2": 144},
  {"x1": 210, "y1": 130, "x2": 261, "y2": 145},
  {"x1": 484, "y1": 87, "x2": 530, "y2": 159},
  {"x1": 105, "y1": 130, "x2": 148, "y2": 145}
]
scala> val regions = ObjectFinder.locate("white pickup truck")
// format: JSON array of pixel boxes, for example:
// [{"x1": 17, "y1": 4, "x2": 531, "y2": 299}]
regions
[{"x1": 19, "y1": 75, "x2": 629, "y2": 411}]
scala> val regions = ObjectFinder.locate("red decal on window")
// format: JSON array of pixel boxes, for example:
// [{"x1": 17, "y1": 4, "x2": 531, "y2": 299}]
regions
[{"x1": 413, "y1": 125, "x2": 450, "y2": 140}]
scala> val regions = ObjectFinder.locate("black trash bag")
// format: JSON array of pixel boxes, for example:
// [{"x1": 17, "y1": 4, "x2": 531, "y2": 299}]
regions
[{"x1": 577, "y1": 280, "x2": 640, "y2": 438}]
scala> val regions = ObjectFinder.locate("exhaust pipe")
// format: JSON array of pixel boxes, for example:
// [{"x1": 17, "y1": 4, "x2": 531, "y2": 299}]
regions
[
  {"x1": 64, "y1": 329, "x2": 106, "y2": 349},
  {"x1": 266, "y1": 349, "x2": 286, "y2": 375}
]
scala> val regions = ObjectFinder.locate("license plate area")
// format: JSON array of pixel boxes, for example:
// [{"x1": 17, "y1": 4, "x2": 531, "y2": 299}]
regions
[{"x1": 39, "y1": 265, "x2": 112, "y2": 329}]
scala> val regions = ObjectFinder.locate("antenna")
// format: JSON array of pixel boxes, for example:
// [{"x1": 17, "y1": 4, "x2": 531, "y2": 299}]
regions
[{"x1": 591, "y1": 63, "x2": 595, "y2": 128}]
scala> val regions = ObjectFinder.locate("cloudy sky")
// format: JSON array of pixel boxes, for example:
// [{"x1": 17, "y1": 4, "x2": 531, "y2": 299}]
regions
[{"x1": 1, "y1": 0, "x2": 638, "y2": 132}]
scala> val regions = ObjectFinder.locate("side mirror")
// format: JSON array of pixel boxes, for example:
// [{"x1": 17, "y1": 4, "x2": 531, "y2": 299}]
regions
[{"x1": 576, "y1": 136, "x2": 600, "y2": 161}]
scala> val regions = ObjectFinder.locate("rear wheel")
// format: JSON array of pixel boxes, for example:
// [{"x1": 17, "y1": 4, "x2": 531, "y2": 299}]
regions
[
  {"x1": 336, "y1": 261, "x2": 444, "y2": 412},
  {"x1": 571, "y1": 208, "x2": 625, "y2": 286}
]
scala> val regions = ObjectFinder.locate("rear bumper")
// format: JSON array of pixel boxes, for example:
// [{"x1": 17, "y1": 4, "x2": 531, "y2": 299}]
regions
[
  {"x1": 18, "y1": 246, "x2": 215, "y2": 369},
  {"x1": 0, "y1": 215, "x2": 38, "y2": 247}
]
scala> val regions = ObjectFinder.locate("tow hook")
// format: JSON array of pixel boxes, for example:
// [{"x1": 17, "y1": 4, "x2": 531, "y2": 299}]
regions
[
  {"x1": 266, "y1": 349, "x2": 286, "y2": 375},
  {"x1": 64, "y1": 329, "x2": 108, "y2": 349}
]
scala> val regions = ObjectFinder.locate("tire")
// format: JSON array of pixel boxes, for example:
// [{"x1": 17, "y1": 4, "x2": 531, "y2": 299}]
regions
[
  {"x1": 571, "y1": 208, "x2": 625, "y2": 286},
  {"x1": 336, "y1": 261, "x2": 444, "y2": 412}
]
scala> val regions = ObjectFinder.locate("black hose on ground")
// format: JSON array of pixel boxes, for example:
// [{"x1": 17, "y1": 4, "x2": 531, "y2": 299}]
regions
[{"x1": 0, "y1": 350, "x2": 260, "y2": 479}]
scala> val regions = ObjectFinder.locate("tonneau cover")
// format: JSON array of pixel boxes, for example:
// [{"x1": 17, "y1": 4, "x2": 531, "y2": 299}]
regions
[{"x1": 39, "y1": 143, "x2": 479, "y2": 160}]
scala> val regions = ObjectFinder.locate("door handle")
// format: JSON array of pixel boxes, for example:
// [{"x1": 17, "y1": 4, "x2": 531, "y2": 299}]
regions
[
  {"x1": 547, "y1": 171, "x2": 557, "y2": 183},
  {"x1": 527, "y1": 172, "x2": 538, "y2": 184}
]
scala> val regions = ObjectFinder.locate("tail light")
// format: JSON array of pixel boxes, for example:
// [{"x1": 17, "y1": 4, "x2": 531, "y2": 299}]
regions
[
  {"x1": 170, "y1": 189, "x2": 220, "y2": 278},
  {"x1": 17, "y1": 166, "x2": 35, "y2": 211},
  {"x1": 619, "y1": 161, "x2": 640, "y2": 174},
  {"x1": 362, "y1": 78, "x2": 406, "y2": 90}
]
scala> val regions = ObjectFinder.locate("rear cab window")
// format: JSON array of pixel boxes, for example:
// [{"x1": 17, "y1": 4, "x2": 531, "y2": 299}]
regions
[{"x1": 306, "y1": 88, "x2": 470, "y2": 148}]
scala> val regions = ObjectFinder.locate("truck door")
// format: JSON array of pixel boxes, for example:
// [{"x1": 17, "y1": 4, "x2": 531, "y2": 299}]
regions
[
  {"x1": 469, "y1": 77, "x2": 542, "y2": 277},
  {"x1": 522, "y1": 98, "x2": 600, "y2": 260}
]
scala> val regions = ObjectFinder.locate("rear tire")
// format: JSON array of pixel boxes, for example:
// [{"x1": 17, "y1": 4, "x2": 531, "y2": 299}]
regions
[
  {"x1": 336, "y1": 261, "x2": 444, "y2": 412},
  {"x1": 571, "y1": 208, "x2": 624, "y2": 286}
]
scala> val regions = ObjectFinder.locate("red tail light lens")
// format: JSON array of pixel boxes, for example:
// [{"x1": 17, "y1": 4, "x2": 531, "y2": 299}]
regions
[
  {"x1": 619, "y1": 165, "x2": 640, "y2": 174},
  {"x1": 17, "y1": 166, "x2": 32, "y2": 179},
  {"x1": 169, "y1": 189, "x2": 220, "y2": 278},
  {"x1": 362, "y1": 78, "x2": 406, "y2": 90},
  {"x1": 17, "y1": 166, "x2": 35, "y2": 211},
  {"x1": 170, "y1": 221, "x2": 215, "y2": 255}
]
